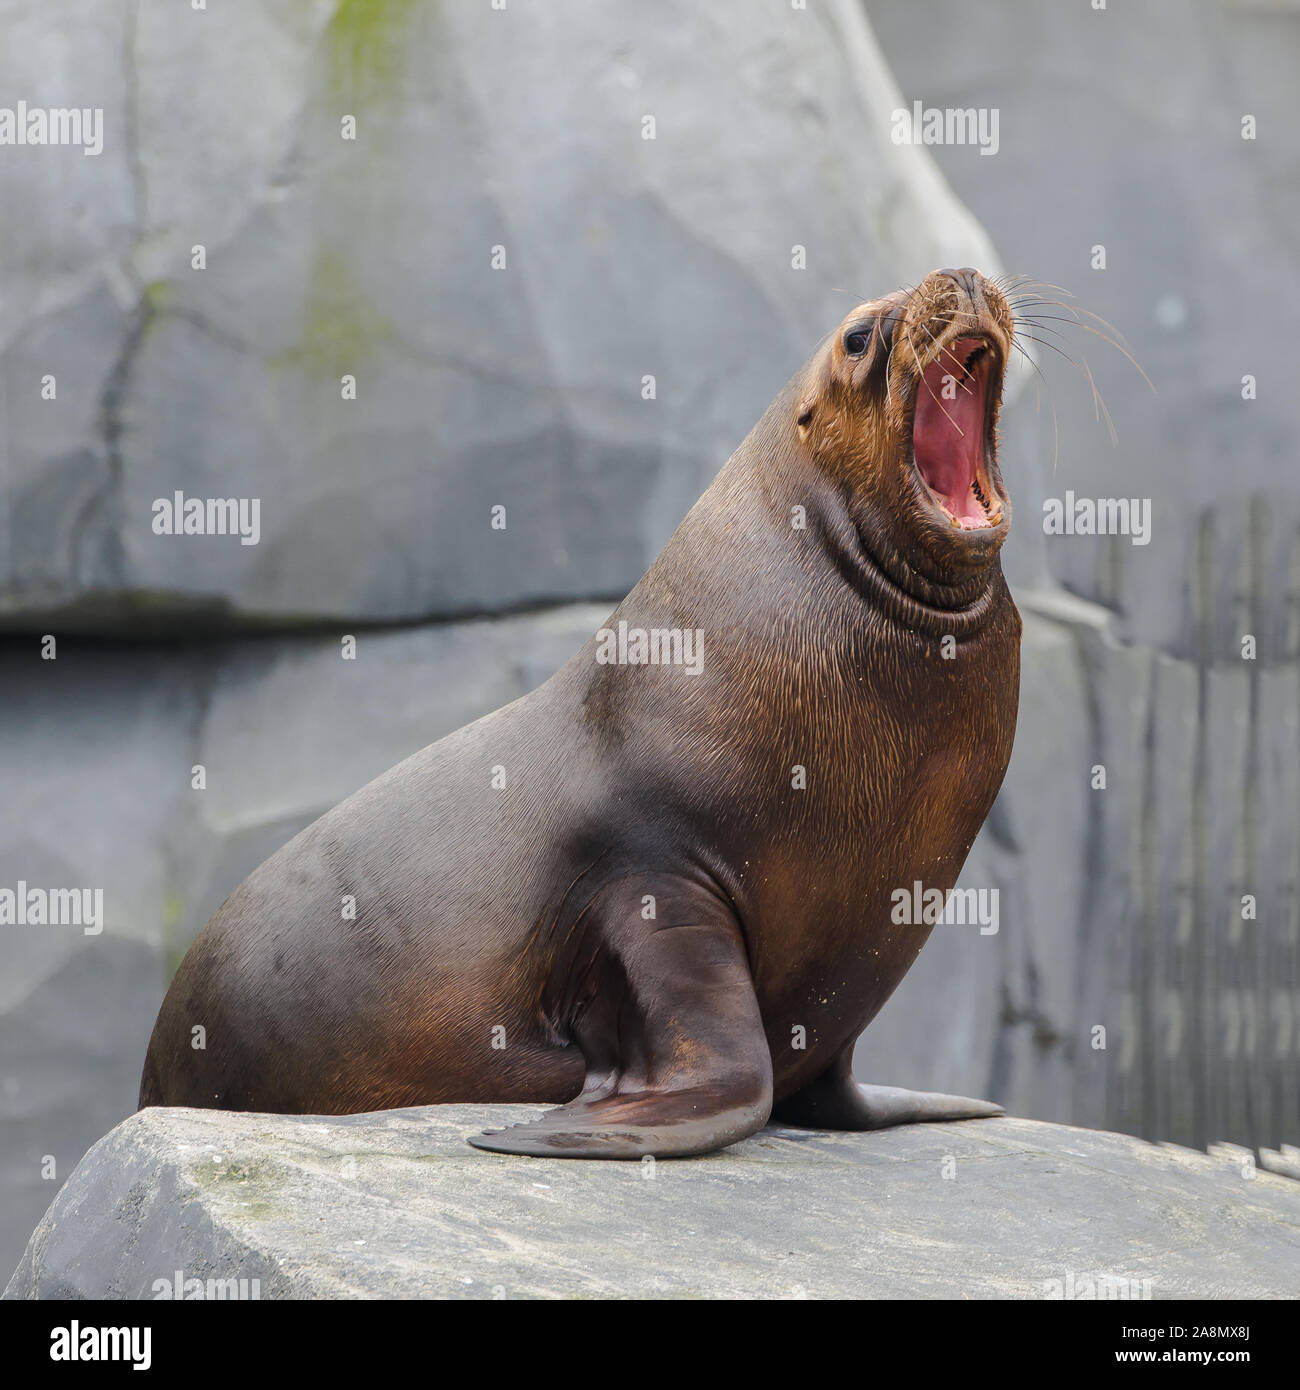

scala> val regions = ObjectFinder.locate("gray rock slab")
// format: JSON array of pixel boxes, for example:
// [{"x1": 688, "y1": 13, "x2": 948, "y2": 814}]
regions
[{"x1": 7, "y1": 1106, "x2": 1298, "y2": 1300}]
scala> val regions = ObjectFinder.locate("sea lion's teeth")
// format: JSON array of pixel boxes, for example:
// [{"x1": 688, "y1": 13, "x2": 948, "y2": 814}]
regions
[{"x1": 950, "y1": 513, "x2": 962, "y2": 528}]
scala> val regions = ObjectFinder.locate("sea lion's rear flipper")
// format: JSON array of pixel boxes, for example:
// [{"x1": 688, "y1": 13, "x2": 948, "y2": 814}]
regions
[
  {"x1": 772, "y1": 1043, "x2": 1003, "y2": 1131},
  {"x1": 469, "y1": 900, "x2": 772, "y2": 1159}
]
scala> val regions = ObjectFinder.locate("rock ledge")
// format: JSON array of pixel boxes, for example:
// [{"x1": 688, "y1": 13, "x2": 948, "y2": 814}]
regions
[{"x1": 7, "y1": 1106, "x2": 1298, "y2": 1300}]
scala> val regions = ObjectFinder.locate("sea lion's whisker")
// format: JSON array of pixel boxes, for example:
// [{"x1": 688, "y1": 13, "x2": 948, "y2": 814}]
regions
[
  {"x1": 1014, "y1": 312, "x2": 1153, "y2": 392},
  {"x1": 1016, "y1": 330, "x2": 1118, "y2": 446},
  {"x1": 914, "y1": 318, "x2": 981, "y2": 396},
  {"x1": 1005, "y1": 294, "x2": 1145, "y2": 360},
  {"x1": 1014, "y1": 303, "x2": 1147, "y2": 352},
  {"x1": 1010, "y1": 300, "x2": 1133, "y2": 345},
  {"x1": 1006, "y1": 334, "x2": 1061, "y2": 475},
  {"x1": 993, "y1": 275, "x2": 1050, "y2": 300},
  {"x1": 1003, "y1": 278, "x2": 1084, "y2": 302},
  {"x1": 1010, "y1": 317, "x2": 1117, "y2": 433},
  {"x1": 1011, "y1": 323, "x2": 1087, "y2": 371}
]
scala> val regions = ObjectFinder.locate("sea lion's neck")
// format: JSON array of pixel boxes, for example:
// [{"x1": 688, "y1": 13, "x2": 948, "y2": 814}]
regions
[
  {"x1": 830, "y1": 490, "x2": 1002, "y2": 639},
  {"x1": 760, "y1": 436, "x2": 1000, "y2": 639},
  {"x1": 733, "y1": 377, "x2": 1006, "y2": 638}
]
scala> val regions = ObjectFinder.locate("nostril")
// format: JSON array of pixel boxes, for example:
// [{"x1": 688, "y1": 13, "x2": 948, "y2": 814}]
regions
[{"x1": 938, "y1": 266, "x2": 983, "y2": 299}]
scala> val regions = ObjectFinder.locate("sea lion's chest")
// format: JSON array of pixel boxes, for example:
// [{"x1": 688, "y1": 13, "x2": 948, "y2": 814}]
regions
[{"x1": 741, "y1": 602, "x2": 1020, "y2": 1075}]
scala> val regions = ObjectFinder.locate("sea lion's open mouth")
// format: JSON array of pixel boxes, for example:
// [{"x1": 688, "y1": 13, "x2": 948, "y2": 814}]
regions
[{"x1": 911, "y1": 337, "x2": 1004, "y2": 532}]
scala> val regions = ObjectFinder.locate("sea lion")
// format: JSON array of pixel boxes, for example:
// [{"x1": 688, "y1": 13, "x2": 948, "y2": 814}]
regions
[{"x1": 140, "y1": 266, "x2": 1021, "y2": 1159}]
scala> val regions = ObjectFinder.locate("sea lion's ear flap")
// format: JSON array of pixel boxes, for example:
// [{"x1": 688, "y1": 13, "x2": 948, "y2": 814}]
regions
[{"x1": 862, "y1": 304, "x2": 901, "y2": 393}]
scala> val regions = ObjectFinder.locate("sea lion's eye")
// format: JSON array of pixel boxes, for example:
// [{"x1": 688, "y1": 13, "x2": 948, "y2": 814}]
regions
[{"x1": 844, "y1": 331, "x2": 869, "y2": 356}]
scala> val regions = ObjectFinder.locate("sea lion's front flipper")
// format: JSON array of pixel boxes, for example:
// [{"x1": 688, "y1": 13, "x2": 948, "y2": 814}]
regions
[
  {"x1": 772, "y1": 1043, "x2": 1003, "y2": 1131},
  {"x1": 469, "y1": 899, "x2": 772, "y2": 1159},
  {"x1": 467, "y1": 1086, "x2": 769, "y2": 1159}
]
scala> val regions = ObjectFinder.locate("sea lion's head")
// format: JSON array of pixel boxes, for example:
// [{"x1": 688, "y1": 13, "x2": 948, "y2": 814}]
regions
[{"x1": 798, "y1": 267, "x2": 1014, "y2": 585}]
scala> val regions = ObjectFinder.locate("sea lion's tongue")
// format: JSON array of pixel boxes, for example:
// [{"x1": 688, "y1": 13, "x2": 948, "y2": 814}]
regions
[{"x1": 913, "y1": 341, "x2": 989, "y2": 528}]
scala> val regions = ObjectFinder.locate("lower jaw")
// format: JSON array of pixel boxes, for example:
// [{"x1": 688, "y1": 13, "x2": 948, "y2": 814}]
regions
[
  {"x1": 915, "y1": 465, "x2": 1005, "y2": 533},
  {"x1": 930, "y1": 492, "x2": 1003, "y2": 531}
]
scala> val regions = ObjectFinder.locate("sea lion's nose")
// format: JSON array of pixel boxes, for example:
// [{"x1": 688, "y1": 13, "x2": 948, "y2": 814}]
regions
[{"x1": 937, "y1": 267, "x2": 984, "y2": 299}]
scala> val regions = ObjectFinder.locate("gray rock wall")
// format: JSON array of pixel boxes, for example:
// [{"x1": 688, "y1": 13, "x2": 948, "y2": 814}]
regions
[{"x1": 0, "y1": 0, "x2": 1001, "y2": 628}]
